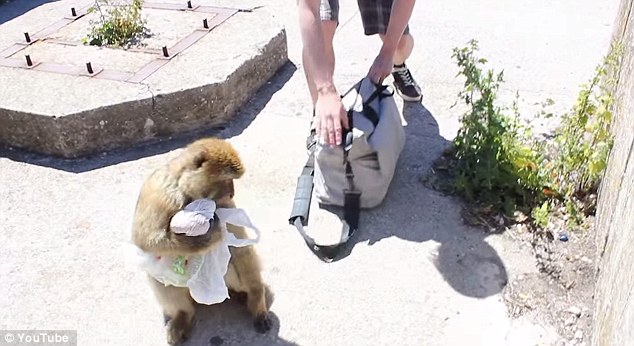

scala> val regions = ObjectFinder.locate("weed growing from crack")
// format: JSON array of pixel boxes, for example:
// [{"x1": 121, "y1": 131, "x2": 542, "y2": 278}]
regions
[
  {"x1": 84, "y1": 0, "x2": 146, "y2": 47},
  {"x1": 540, "y1": 42, "x2": 624, "y2": 227}
]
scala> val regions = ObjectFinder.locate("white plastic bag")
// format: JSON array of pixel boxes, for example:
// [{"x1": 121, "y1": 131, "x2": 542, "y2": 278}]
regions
[{"x1": 133, "y1": 199, "x2": 261, "y2": 305}]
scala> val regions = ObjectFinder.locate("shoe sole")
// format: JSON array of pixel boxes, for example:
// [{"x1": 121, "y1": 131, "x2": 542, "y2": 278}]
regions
[{"x1": 395, "y1": 87, "x2": 423, "y2": 102}]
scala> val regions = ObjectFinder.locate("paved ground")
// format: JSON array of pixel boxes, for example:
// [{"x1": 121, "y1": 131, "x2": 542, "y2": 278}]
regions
[{"x1": 0, "y1": 0, "x2": 620, "y2": 345}]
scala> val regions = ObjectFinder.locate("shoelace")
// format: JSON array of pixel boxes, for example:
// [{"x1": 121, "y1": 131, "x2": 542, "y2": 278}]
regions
[{"x1": 394, "y1": 68, "x2": 415, "y2": 87}]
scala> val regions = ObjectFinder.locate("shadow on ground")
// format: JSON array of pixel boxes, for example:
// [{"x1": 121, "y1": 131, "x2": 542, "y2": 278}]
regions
[
  {"x1": 183, "y1": 287, "x2": 298, "y2": 346},
  {"x1": 305, "y1": 101, "x2": 510, "y2": 299},
  {"x1": 0, "y1": 0, "x2": 58, "y2": 25},
  {"x1": 0, "y1": 62, "x2": 297, "y2": 173}
]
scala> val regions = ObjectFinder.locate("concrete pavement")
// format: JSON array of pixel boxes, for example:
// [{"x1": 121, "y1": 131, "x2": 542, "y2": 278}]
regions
[{"x1": 0, "y1": 0, "x2": 620, "y2": 345}]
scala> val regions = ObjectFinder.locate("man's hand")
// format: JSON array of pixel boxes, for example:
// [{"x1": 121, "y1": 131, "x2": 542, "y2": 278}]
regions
[
  {"x1": 367, "y1": 52, "x2": 394, "y2": 85},
  {"x1": 314, "y1": 89, "x2": 348, "y2": 146}
]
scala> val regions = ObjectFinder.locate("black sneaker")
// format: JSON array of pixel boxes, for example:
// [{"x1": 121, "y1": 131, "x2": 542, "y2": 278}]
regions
[{"x1": 391, "y1": 63, "x2": 423, "y2": 102}]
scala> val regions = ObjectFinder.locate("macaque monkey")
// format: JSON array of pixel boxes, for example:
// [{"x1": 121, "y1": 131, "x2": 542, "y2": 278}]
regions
[{"x1": 131, "y1": 137, "x2": 271, "y2": 345}]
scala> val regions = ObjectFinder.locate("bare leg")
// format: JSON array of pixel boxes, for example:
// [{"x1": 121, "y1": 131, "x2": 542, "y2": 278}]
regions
[
  {"x1": 378, "y1": 32, "x2": 414, "y2": 65},
  {"x1": 378, "y1": 32, "x2": 422, "y2": 102}
]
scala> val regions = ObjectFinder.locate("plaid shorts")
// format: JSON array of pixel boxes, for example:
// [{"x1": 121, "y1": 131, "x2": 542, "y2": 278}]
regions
[{"x1": 320, "y1": 0, "x2": 410, "y2": 36}]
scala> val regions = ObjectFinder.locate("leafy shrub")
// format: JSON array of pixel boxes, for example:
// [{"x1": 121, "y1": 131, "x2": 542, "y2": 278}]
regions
[
  {"x1": 84, "y1": 0, "x2": 145, "y2": 47},
  {"x1": 539, "y1": 42, "x2": 624, "y2": 224},
  {"x1": 427, "y1": 39, "x2": 623, "y2": 230},
  {"x1": 449, "y1": 39, "x2": 544, "y2": 215}
]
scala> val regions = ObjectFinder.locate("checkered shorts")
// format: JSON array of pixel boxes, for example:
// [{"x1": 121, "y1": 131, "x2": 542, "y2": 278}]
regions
[{"x1": 320, "y1": 0, "x2": 410, "y2": 36}]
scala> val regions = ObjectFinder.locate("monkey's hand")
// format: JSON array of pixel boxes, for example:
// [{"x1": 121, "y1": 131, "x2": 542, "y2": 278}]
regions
[{"x1": 167, "y1": 216, "x2": 221, "y2": 255}]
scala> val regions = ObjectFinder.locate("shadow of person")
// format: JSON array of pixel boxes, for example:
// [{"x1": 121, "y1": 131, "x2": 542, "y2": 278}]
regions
[
  {"x1": 183, "y1": 286, "x2": 298, "y2": 346},
  {"x1": 322, "y1": 101, "x2": 509, "y2": 299}
]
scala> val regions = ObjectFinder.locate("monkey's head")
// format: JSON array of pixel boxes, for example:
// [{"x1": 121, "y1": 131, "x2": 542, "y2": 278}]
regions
[{"x1": 170, "y1": 137, "x2": 245, "y2": 202}]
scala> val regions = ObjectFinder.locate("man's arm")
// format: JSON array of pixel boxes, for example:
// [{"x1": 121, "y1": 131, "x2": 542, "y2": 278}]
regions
[
  {"x1": 367, "y1": 0, "x2": 416, "y2": 83},
  {"x1": 381, "y1": 0, "x2": 416, "y2": 58},
  {"x1": 297, "y1": 0, "x2": 347, "y2": 146},
  {"x1": 298, "y1": 0, "x2": 336, "y2": 96}
]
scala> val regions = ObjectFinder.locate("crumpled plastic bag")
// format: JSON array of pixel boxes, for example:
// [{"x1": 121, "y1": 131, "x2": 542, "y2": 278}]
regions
[
  {"x1": 132, "y1": 199, "x2": 261, "y2": 305},
  {"x1": 170, "y1": 199, "x2": 217, "y2": 236}
]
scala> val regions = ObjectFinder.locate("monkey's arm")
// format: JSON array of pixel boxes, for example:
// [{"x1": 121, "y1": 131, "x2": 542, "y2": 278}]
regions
[
  {"x1": 133, "y1": 208, "x2": 222, "y2": 256},
  {"x1": 131, "y1": 176, "x2": 222, "y2": 256}
]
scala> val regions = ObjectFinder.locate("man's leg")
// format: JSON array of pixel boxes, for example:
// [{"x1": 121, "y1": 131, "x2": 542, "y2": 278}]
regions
[
  {"x1": 357, "y1": 0, "x2": 422, "y2": 102},
  {"x1": 380, "y1": 32, "x2": 422, "y2": 102},
  {"x1": 388, "y1": 32, "x2": 414, "y2": 66},
  {"x1": 302, "y1": 0, "x2": 339, "y2": 106}
]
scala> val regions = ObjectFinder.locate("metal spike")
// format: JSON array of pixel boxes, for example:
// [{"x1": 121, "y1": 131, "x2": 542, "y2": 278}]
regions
[
  {"x1": 24, "y1": 32, "x2": 31, "y2": 43},
  {"x1": 71, "y1": 7, "x2": 77, "y2": 17},
  {"x1": 25, "y1": 55, "x2": 33, "y2": 67},
  {"x1": 187, "y1": 1, "x2": 192, "y2": 9},
  {"x1": 86, "y1": 62, "x2": 94, "y2": 74},
  {"x1": 203, "y1": 18, "x2": 209, "y2": 29},
  {"x1": 162, "y1": 46, "x2": 169, "y2": 57}
]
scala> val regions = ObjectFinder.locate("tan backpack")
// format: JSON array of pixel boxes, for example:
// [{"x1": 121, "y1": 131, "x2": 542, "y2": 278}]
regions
[{"x1": 289, "y1": 77, "x2": 406, "y2": 261}]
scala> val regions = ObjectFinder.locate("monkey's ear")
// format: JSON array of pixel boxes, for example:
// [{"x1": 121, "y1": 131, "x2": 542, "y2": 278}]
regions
[{"x1": 192, "y1": 150, "x2": 210, "y2": 169}]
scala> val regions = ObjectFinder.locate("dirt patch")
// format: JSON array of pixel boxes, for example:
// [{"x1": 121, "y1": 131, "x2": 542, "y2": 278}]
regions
[{"x1": 503, "y1": 217, "x2": 597, "y2": 346}]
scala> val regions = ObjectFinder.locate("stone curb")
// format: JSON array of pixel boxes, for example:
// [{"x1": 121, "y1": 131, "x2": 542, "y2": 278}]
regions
[{"x1": 0, "y1": 23, "x2": 288, "y2": 158}]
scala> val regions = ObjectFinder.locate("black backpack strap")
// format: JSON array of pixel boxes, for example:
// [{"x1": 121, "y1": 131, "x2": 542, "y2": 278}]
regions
[
  {"x1": 288, "y1": 145, "x2": 315, "y2": 231},
  {"x1": 340, "y1": 79, "x2": 393, "y2": 128},
  {"x1": 342, "y1": 129, "x2": 361, "y2": 231}
]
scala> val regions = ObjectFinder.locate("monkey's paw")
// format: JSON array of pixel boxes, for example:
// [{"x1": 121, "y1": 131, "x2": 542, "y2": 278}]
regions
[
  {"x1": 253, "y1": 312, "x2": 272, "y2": 333},
  {"x1": 228, "y1": 290, "x2": 248, "y2": 306},
  {"x1": 166, "y1": 314, "x2": 192, "y2": 345}
]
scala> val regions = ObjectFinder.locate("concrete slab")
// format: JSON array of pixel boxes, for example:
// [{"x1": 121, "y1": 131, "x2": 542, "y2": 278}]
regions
[
  {"x1": 0, "y1": 0, "x2": 621, "y2": 345},
  {"x1": 0, "y1": 0, "x2": 288, "y2": 158}
]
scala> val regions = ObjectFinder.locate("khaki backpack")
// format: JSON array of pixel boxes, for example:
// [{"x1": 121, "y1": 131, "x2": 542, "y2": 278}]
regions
[{"x1": 289, "y1": 77, "x2": 406, "y2": 261}]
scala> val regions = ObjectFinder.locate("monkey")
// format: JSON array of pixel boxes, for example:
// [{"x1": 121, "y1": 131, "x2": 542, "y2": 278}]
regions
[{"x1": 131, "y1": 137, "x2": 271, "y2": 345}]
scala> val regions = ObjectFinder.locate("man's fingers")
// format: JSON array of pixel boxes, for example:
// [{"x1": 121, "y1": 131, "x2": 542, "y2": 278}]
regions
[
  {"x1": 334, "y1": 121, "x2": 342, "y2": 145},
  {"x1": 314, "y1": 116, "x2": 322, "y2": 139},
  {"x1": 341, "y1": 107, "x2": 349, "y2": 129},
  {"x1": 326, "y1": 117, "x2": 336, "y2": 146}
]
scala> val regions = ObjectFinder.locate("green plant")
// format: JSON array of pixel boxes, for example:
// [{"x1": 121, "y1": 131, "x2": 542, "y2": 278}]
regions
[
  {"x1": 84, "y1": 0, "x2": 145, "y2": 47},
  {"x1": 427, "y1": 39, "x2": 622, "y2": 233},
  {"x1": 531, "y1": 201, "x2": 551, "y2": 229},
  {"x1": 449, "y1": 39, "x2": 543, "y2": 215},
  {"x1": 540, "y1": 42, "x2": 624, "y2": 224}
]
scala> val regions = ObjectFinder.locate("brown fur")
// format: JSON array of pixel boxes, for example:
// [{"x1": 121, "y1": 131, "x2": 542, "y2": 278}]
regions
[{"x1": 131, "y1": 137, "x2": 271, "y2": 345}]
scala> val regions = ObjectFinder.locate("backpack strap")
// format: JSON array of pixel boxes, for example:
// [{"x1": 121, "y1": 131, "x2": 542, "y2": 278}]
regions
[
  {"x1": 342, "y1": 121, "x2": 361, "y2": 232},
  {"x1": 289, "y1": 81, "x2": 389, "y2": 262},
  {"x1": 288, "y1": 126, "x2": 356, "y2": 262},
  {"x1": 288, "y1": 145, "x2": 344, "y2": 261},
  {"x1": 340, "y1": 79, "x2": 393, "y2": 129}
]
